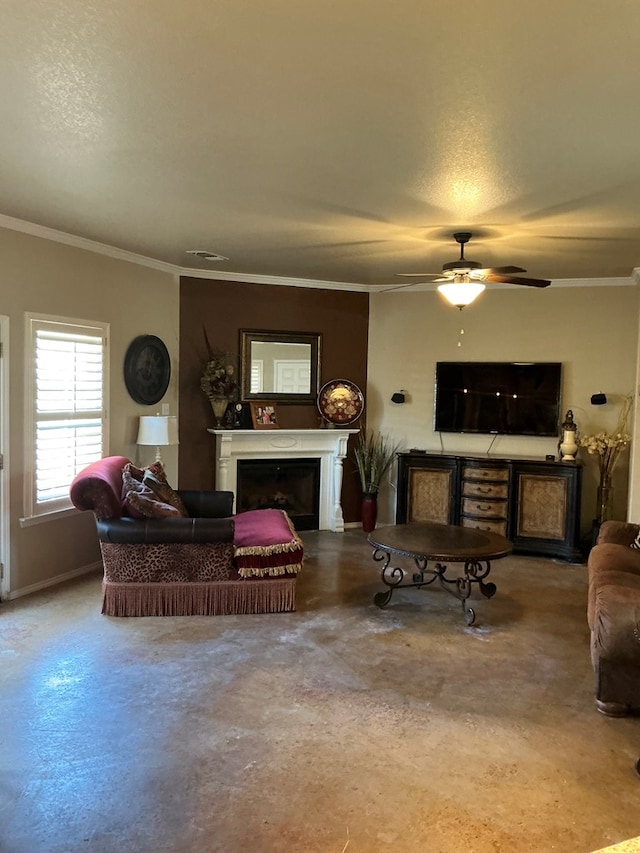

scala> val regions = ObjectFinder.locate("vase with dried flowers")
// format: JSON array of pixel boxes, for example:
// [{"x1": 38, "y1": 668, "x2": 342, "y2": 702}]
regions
[
  {"x1": 200, "y1": 334, "x2": 238, "y2": 428},
  {"x1": 580, "y1": 395, "x2": 633, "y2": 524}
]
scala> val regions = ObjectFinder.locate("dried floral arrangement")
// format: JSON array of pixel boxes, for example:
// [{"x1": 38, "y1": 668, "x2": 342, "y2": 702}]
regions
[
  {"x1": 580, "y1": 395, "x2": 633, "y2": 487},
  {"x1": 200, "y1": 328, "x2": 238, "y2": 401}
]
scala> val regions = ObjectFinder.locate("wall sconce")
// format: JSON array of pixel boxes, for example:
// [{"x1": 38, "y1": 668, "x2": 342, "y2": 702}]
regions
[{"x1": 136, "y1": 415, "x2": 179, "y2": 465}]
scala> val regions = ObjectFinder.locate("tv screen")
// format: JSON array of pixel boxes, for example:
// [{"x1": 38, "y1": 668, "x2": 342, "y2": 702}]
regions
[{"x1": 434, "y1": 362, "x2": 562, "y2": 437}]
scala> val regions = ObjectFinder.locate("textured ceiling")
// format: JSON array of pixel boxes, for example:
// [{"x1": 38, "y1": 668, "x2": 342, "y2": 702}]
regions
[{"x1": 1, "y1": 0, "x2": 640, "y2": 287}]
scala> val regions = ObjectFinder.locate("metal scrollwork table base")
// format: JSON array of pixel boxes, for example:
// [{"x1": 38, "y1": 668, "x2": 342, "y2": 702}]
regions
[{"x1": 367, "y1": 522, "x2": 513, "y2": 625}]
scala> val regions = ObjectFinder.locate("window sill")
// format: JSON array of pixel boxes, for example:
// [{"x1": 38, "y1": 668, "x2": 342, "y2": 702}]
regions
[{"x1": 19, "y1": 507, "x2": 81, "y2": 527}]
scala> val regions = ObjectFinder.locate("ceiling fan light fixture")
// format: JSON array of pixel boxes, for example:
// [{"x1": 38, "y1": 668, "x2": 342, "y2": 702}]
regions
[{"x1": 437, "y1": 280, "x2": 485, "y2": 309}]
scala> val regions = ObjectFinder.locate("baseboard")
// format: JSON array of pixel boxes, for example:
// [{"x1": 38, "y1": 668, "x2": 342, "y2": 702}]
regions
[{"x1": 5, "y1": 561, "x2": 102, "y2": 601}]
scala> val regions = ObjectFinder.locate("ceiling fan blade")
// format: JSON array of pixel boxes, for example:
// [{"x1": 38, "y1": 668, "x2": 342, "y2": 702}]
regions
[
  {"x1": 396, "y1": 272, "x2": 442, "y2": 278},
  {"x1": 474, "y1": 265, "x2": 526, "y2": 276},
  {"x1": 396, "y1": 233, "x2": 546, "y2": 288},
  {"x1": 483, "y1": 273, "x2": 551, "y2": 288}
]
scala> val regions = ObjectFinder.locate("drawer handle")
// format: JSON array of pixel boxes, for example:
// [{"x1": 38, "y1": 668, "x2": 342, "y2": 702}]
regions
[
  {"x1": 476, "y1": 504, "x2": 491, "y2": 511},
  {"x1": 476, "y1": 487, "x2": 492, "y2": 494}
]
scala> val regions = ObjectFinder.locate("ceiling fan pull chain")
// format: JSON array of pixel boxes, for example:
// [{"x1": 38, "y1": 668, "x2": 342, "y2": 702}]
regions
[{"x1": 457, "y1": 326, "x2": 465, "y2": 347}]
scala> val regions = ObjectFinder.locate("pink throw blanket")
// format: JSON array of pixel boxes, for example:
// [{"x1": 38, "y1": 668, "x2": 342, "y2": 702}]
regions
[{"x1": 233, "y1": 509, "x2": 304, "y2": 578}]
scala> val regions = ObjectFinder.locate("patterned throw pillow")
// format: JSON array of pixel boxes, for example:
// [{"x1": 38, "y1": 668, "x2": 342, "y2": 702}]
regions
[
  {"x1": 630, "y1": 530, "x2": 640, "y2": 550},
  {"x1": 125, "y1": 463, "x2": 145, "y2": 483},
  {"x1": 126, "y1": 491, "x2": 186, "y2": 519},
  {"x1": 121, "y1": 463, "x2": 150, "y2": 517},
  {"x1": 121, "y1": 461, "x2": 188, "y2": 518},
  {"x1": 142, "y1": 463, "x2": 188, "y2": 517},
  {"x1": 122, "y1": 462, "x2": 148, "y2": 494}
]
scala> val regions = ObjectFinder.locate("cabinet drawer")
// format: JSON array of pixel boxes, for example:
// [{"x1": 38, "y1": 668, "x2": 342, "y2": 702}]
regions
[
  {"x1": 461, "y1": 497, "x2": 507, "y2": 519},
  {"x1": 462, "y1": 480, "x2": 508, "y2": 499},
  {"x1": 463, "y1": 466, "x2": 509, "y2": 482},
  {"x1": 461, "y1": 517, "x2": 507, "y2": 536}
]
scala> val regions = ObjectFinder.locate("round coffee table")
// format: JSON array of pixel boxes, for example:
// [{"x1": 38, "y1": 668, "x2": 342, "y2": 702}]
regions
[{"x1": 367, "y1": 522, "x2": 513, "y2": 625}]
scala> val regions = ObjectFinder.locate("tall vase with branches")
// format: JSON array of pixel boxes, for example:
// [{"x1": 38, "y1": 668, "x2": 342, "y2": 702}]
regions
[
  {"x1": 580, "y1": 395, "x2": 633, "y2": 524},
  {"x1": 354, "y1": 431, "x2": 400, "y2": 532}
]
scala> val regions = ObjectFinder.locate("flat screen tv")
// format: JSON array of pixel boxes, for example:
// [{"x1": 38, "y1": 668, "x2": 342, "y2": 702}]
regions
[{"x1": 434, "y1": 362, "x2": 562, "y2": 437}]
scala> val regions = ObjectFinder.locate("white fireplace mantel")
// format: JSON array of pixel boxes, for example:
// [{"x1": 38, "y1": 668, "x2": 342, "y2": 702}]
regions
[{"x1": 208, "y1": 428, "x2": 359, "y2": 532}]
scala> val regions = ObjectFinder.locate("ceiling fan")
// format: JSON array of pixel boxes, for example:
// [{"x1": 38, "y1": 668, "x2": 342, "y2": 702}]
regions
[{"x1": 394, "y1": 231, "x2": 551, "y2": 308}]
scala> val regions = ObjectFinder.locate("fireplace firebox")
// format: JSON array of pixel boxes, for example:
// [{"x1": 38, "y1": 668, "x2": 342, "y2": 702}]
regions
[
  {"x1": 209, "y1": 428, "x2": 359, "y2": 531},
  {"x1": 237, "y1": 458, "x2": 320, "y2": 530}
]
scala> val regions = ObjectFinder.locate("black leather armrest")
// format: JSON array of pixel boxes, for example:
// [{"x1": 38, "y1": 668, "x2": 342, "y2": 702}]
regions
[
  {"x1": 178, "y1": 490, "x2": 234, "y2": 518},
  {"x1": 96, "y1": 516, "x2": 234, "y2": 545}
]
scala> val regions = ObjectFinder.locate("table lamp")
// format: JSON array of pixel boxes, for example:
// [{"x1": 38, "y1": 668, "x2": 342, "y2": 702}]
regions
[{"x1": 136, "y1": 415, "x2": 179, "y2": 465}]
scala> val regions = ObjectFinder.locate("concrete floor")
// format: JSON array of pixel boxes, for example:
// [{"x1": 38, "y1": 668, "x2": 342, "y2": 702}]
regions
[{"x1": 1, "y1": 528, "x2": 640, "y2": 853}]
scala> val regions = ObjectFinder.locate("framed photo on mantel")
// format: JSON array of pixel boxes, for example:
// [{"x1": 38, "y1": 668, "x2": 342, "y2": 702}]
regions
[{"x1": 250, "y1": 402, "x2": 280, "y2": 430}]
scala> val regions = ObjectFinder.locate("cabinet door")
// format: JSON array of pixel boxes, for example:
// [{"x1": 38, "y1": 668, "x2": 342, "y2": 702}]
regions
[
  {"x1": 396, "y1": 455, "x2": 458, "y2": 524},
  {"x1": 511, "y1": 463, "x2": 582, "y2": 560},
  {"x1": 407, "y1": 467, "x2": 453, "y2": 523},
  {"x1": 517, "y1": 474, "x2": 568, "y2": 539}
]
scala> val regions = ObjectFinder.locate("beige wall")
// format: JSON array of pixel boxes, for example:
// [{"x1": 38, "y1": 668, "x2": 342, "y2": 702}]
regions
[
  {"x1": 2, "y1": 222, "x2": 638, "y2": 596},
  {"x1": 367, "y1": 283, "x2": 639, "y2": 534},
  {"x1": 1, "y1": 227, "x2": 179, "y2": 597}
]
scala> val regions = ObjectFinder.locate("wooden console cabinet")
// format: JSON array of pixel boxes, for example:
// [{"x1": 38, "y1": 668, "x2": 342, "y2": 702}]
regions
[{"x1": 396, "y1": 452, "x2": 583, "y2": 561}]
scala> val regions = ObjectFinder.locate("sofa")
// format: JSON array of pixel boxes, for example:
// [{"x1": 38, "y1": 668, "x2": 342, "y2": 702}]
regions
[
  {"x1": 587, "y1": 519, "x2": 640, "y2": 715},
  {"x1": 70, "y1": 456, "x2": 303, "y2": 617}
]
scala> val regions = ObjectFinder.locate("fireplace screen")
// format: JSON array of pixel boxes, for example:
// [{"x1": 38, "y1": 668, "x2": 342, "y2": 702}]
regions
[{"x1": 236, "y1": 458, "x2": 321, "y2": 530}]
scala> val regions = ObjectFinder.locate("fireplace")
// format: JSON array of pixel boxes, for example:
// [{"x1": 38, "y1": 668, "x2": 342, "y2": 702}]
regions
[
  {"x1": 237, "y1": 458, "x2": 320, "y2": 530},
  {"x1": 208, "y1": 428, "x2": 359, "y2": 531}
]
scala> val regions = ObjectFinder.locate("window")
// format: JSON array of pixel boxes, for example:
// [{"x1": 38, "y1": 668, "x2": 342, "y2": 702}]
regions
[
  {"x1": 250, "y1": 359, "x2": 263, "y2": 394},
  {"x1": 24, "y1": 314, "x2": 109, "y2": 519}
]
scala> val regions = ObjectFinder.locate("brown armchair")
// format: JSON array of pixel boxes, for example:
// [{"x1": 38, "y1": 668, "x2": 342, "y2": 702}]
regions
[{"x1": 587, "y1": 520, "x2": 640, "y2": 715}]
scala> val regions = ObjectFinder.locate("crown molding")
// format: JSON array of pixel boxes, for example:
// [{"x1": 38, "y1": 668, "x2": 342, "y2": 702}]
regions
[
  {"x1": 180, "y1": 266, "x2": 370, "y2": 291},
  {"x1": 0, "y1": 213, "x2": 635, "y2": 292},
  {"x1": 0, "y1": 213, "x2": 369, "y2": 290},
  {"x1": 547, "y1": 276, "x2": 636, "y2": 288},
  {"x1": 0, "y1": 213, "x2": 183, "y2": 275}
]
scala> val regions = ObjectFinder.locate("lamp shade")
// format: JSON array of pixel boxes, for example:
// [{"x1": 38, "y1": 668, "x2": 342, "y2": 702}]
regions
[
  {"x1": 437, "y1": 281, "x2": 486, "y2": 309},
  {"x1": 136, "y1": 415, "x2": 179, "y2": 447}
]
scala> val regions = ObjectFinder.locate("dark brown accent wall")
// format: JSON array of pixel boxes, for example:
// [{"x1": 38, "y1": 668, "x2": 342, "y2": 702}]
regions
[{"x1": 179, "y1": 278, "x2": 369, "y2": 523}]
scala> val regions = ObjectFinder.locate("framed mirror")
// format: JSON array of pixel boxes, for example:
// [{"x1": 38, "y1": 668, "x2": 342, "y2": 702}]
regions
[{"x1": 240, "y1": 329, "x2": 321, "y2": 404}]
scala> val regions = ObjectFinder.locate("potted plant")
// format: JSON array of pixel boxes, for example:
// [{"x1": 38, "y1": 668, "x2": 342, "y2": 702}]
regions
[{"x1": 354, "y1": 430, "x2": 400, "y2": 531}]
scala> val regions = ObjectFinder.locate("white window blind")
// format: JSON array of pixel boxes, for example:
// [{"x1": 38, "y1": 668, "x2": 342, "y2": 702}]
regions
[{"x1": 26, "y1": 316, "x2": 108, "y2": 517}]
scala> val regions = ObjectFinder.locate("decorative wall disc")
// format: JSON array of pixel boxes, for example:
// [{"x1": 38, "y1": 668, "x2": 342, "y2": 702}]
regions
[
  {"x1": 123, "y1": 335, "x2": 171, "y2": 405},
  {"x1": 317, "y1": 379, "x2": 364, "y2": 425}
]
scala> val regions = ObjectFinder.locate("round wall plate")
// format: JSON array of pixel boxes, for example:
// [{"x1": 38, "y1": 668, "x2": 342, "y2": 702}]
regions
[
  {"x1": 124, "y1": 335, "x2": 171, "y2": 405},
  {"x1": 317, "y1": 379, "x2": 364, "y2": 425}
]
